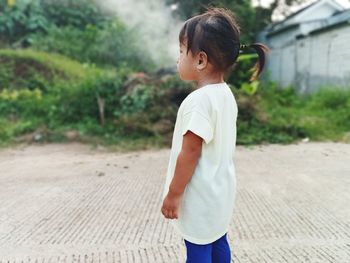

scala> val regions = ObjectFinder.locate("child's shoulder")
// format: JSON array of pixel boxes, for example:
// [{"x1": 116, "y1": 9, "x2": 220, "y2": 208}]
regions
[
  {"x1": 179, "y1": 89, "x2": 212, "y2": 116},
  {"x1": 183, "y1": 88, "x2": 210, "y2": 105},
  {"x1": 188, "y1": 87, "x2": 212, "y2": 102}
]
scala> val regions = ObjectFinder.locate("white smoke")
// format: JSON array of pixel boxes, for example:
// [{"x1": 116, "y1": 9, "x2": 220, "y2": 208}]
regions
[{"x1": 95, "y1": 0, "x2": 183, "y2": 69}]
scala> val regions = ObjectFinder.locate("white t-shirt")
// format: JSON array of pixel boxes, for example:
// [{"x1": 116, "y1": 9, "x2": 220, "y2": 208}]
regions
[{"x1": 162, "y1": 82, "x2": 238, "y2": 245}]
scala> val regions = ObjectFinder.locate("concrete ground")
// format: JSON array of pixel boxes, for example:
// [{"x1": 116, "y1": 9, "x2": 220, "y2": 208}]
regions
[{"x1": 0, "y1": 142, "x2": 349, "y2": 263}]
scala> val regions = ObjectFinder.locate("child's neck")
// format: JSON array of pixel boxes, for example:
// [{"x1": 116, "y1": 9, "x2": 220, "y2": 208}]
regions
[{"x1": 196, "y1": 71, "x2": 225, "y2": 89}]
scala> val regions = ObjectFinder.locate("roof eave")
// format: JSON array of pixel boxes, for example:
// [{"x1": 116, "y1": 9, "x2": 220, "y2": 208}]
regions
[
  {"x1": 266, "y1": 24, "x2": 299, "y2": 38},
  {"x1": 309, "y1": 19, "x2": 350, "y2": 35}
]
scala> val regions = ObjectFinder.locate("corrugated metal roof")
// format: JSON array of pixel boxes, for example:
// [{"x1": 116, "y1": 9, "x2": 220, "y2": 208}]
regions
[
  {"x1": 278, "y1": 1, "x2": 319, "y2": 23},
  {"x1": 266, "y1": 8, "x2": 350, "y2": 38},
  {"x1": 309, "y1": 9, "x2": 350, "y2": 34},
  {"x1": 266, "y1": 0, "x2": 327, "y2": 32},
  {"x1": 265, "y1": 0, "x2": 348, "y2": 37},
  {"x1": 266, "y1": 0, "x2": 319, "y2": 31}
]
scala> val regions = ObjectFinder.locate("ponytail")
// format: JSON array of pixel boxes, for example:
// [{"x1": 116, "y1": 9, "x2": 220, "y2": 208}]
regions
[{"x1": 240, "y1": 43, "x2": 269, "y2": 82}]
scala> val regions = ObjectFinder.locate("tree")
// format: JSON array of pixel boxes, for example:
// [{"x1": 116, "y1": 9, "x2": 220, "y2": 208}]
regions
[
  {"x1": 272, "y1": 0, "x2": 313, "y2": 20},
  {"x1": 166, "y1": 0, "x2": 277, "y2": 43}
]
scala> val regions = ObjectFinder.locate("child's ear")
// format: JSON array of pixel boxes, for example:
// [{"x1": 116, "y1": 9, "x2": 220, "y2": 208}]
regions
[{"x1": 196, "y1": 51, "x2": 208, "y2": 71}]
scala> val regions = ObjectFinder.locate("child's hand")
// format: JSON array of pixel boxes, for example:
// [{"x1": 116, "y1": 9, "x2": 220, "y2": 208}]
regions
[{"x1": 161, "y1": 191, "x2": 182, "y2": 219}]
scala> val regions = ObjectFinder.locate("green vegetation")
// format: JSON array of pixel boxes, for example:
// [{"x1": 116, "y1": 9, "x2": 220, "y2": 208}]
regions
[
  {"x1": 0, "y1": 0, "x2": 348, "y2": 150},
  {"x1": 1, "y1": 48, "x2": 349, "y2": 149},
  {"x1": 235, "y1": 83, "x2": 350, "y2": 145},
  {"x1": 0, "y1": 49, "x2": 193, "y2": 149}
]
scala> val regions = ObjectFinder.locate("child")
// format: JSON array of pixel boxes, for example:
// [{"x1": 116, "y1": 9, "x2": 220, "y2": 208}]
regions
[{"x1": 160, "y1": 7, "x2": 268, "y2": 263}]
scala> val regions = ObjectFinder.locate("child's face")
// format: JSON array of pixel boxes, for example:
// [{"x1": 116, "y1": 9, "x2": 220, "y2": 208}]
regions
[{"x1": 177, "y1": 41, "x2": 197, "y2": 81}]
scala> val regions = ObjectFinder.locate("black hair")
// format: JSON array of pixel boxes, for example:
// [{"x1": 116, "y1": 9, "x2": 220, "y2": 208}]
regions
[{"x1": 179, "y1": 7, "x2": 269, "y2": 81}]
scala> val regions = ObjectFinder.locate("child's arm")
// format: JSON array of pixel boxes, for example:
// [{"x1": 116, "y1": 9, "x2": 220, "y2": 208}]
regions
[
  {"x1": 161, "y1": 130, "x2": 202, "y2": 219},
  {"x1": 169, "y1": 130, "x2": 202, "y2": 195}
]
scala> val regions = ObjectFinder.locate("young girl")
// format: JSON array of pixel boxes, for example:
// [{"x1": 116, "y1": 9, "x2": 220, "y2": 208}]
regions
[{"x1": 160, "y1": 7, "x2": 268, "y2": 263}]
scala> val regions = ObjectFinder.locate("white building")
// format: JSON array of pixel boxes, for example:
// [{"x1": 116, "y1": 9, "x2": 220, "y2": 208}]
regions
[{"x1": 260, "y1": 0, "x2": 350, "y2": 93}]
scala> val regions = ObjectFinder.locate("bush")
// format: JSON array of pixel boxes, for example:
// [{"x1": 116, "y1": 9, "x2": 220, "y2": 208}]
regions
[
  {"x1": 0, "y1": 88, "x2": 43, "y2": 116},
  {"x1": 31, "y1": 21, "x2": 154, "y2": 70},
  {"x1": 1, "y1": 46, "x2": 349, "y2": 148},
  {"x1": 0, "y1": 49, "x2": 126, "y2": 143},
  {"x1": 0, "y1": 0, "x2": 110, "y2": 47},
  {"x1": 52, "y1": 70, "x2": 129, "y2": 126},
  {"x1": 251, "y1": 84, "x2": 350, "y2": 143},
  {"x1": 112, "y1": 75, "x2": 193, "y2": 139},
  {"x1": 40, "y1": 0, "x2": 109, "y2": 30},
  {"x1": 0, "y1": 0, "x2": 155, "y2": 71},
  {"x1": 0, "y1": 0, "x2": 49, "y2": 46}
]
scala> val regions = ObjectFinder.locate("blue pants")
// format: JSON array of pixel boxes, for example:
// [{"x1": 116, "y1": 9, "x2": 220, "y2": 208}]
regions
[{"x1": 184, "y1": 233, "x2": 231, "y2": 263}]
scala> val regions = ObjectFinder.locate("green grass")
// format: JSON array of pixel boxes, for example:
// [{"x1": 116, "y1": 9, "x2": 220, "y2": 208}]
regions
[
  {"x1": 0, "y1": 48, "x2": 349, "y2": 151},
  {"x1": 2, "y1": 84, "x2": 350, "y2": 151},
  {"x1": 257, "y1": 85, "x2": 350, "y2": 143},
  {"x1": 0, "y1": 49, "x2": 104, "y2": 79}
]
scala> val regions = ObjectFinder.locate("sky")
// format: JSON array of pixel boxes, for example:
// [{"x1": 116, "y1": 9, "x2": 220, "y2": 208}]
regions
[
  {"x1": 252, "y1": 0, "x2": 350, "y2": 8},
  {"x1": 252, "y1": 0, "x2": 350, "y2": 21}
]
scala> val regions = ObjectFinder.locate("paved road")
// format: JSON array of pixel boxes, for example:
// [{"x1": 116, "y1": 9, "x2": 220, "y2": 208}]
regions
[{"x1": 0, "y1": 142, "x2": 349, "y2": 263}]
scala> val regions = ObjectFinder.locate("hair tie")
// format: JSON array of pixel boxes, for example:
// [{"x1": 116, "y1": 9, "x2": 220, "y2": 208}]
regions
[{"x1": 240, "y1": 44, "x2": 248, "y2": 50}]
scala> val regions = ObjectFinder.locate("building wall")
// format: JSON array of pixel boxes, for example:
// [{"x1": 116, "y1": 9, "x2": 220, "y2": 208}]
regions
[
  {"x1": 267, "y1": 27, "x2": 301, "y2": 48},
  {"x1": 265, "y1": 23, "x2": 350, "y2": 93}
]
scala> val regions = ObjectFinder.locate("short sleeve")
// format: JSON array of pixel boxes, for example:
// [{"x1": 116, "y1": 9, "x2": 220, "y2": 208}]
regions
[{"x1": 181, "y1": 94, "x2": 214, "y2": 144}]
